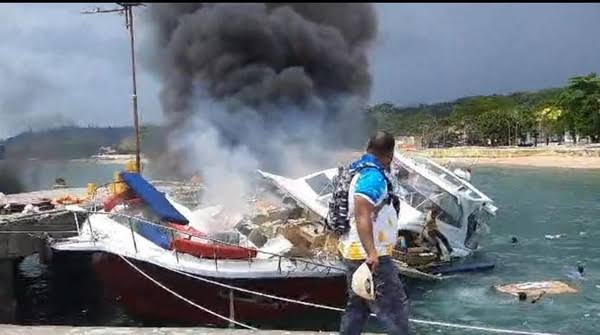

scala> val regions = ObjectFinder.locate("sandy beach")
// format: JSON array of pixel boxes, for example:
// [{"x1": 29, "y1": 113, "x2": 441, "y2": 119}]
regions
[
  {"x1": 419, "y1": 145, "x2": 600, "y2": 169},
  {"x1": 434, "y1": 155, "x2": 600, "y2": 169},
  {"x1": 72, "y1": 154, "x2": 150, "y2": 165}
]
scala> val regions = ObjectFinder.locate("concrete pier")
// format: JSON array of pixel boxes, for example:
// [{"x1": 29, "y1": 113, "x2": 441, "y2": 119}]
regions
[
  {"x1": 0, "y1": 326, "x2": 355, "y2": 335},
  {"x1": 0, "y1": 181, "x2": 201, "y2": 324},
  {"x1": 0, "y1": 230, "x2": 56, "y2": 324},
  {"x1": 0, "y1": 189, "x2": 90, "y2": 324},
  {"x1": 0, "y1": 260, "x2": 17, "y2": 323}
]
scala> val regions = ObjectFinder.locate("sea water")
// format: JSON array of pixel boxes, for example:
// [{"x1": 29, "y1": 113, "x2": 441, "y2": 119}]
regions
[{"x1": 12, "y1": 163, "x2": 600, "y2": 334}]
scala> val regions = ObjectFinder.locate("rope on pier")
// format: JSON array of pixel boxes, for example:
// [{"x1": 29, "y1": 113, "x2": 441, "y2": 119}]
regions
[{"x1": 118, "y1": 254, "x2": 257, "y2": 331}]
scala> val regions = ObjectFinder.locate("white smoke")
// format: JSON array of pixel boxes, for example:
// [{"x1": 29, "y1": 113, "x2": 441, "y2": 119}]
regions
[{"x1": 167, "y1": 96, "x2": 362, "y2": 229}]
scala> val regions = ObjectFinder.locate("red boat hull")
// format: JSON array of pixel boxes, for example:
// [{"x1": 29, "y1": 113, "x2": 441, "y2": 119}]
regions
[{"x1": 91, "y1": 253, "x2": 346, "y2": 326}]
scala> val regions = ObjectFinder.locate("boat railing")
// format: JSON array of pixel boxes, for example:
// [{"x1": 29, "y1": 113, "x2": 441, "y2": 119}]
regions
[{"x1": 71, "y1": 205, "x2": 343, "y2": 275}]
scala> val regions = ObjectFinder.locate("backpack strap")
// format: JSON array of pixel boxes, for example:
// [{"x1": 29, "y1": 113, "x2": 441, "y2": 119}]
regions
[{"x1": 351, "y1": 162, "x2": 399, "y2": 215}]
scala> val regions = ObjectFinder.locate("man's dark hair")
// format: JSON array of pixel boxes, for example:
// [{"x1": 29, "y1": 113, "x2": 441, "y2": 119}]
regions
[{"x1": 366, "y1": 130, "x2": 395, "y2": 156}]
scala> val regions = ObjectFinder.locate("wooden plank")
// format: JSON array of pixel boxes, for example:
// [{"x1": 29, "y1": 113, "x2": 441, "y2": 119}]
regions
[{"x1": 393, "y1": 259, "x2": 444, "y2": 281}]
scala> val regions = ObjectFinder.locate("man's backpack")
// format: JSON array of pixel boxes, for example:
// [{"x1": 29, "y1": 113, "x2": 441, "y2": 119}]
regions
[{"x1": 325, "y1": 162, "x2": 400, "y2": 236}]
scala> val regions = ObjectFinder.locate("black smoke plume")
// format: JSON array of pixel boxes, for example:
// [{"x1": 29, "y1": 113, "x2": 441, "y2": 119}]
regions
[
  {"x1": 148, "y1": 4, "x2": 375, "y2": 111},
  {"x1": 144, "y1": 3, "x2": 378, "y2": 213}
]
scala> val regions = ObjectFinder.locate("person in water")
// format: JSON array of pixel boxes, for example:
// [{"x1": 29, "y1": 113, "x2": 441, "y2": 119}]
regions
[{"x1": 339, "y1": 131, "x2": 410, "y2": 335}]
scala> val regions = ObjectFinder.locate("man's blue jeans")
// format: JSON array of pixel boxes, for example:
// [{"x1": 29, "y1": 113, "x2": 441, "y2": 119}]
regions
[{"x1": 339, "y1": 256, "x2": 410, "y2": 335}]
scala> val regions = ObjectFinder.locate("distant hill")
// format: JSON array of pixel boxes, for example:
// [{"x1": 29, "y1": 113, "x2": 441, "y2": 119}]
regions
[{"x1": 0, "y1": 125, "x2": 167, "y2": 159}]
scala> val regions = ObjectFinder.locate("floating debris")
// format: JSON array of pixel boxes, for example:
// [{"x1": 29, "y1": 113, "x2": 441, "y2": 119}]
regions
[{"x1": 495, "y1": 281, "x2": 578, "y2": 297}]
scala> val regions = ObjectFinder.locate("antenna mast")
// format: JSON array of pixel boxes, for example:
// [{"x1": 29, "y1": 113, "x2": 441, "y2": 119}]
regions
[{"x1": 82, "y1": 3, "x2": 145, "y2": 173}]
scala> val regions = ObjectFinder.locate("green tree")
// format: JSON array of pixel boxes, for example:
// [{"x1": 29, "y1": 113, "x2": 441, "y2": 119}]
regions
[
  {"x1": 451, "y1": 96, "x2": 516, "y2": 145},
  {"x1": 559, "y1": 73, "x2": 600, "y2": 143},
  {"x1": 535, "y1": 105, "x2": 563, "y2": 145}
]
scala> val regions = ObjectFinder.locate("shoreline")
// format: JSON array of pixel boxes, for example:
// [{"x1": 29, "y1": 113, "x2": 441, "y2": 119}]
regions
[
  {"x1": 341, "y1": 146, "x2": 600, "y2": 169},
  {"x1": 431, "y1": 155, "x2": 600, "y2": 169},
  {"x1": 5, "y1": 147, "x2": 600, "y2": 169},
  {"x1": 415, "y1": 145, "x2": 600, "y2": 169}
]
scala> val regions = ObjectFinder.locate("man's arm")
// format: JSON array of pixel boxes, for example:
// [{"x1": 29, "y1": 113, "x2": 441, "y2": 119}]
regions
[{"x1": 354, "y1": 195, "x2": 379, "y2": 272}]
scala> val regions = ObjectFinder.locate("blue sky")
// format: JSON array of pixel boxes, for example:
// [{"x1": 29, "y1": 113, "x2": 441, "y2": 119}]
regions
[{"x1": 1, "y1": 3, "x2": 599, "y2": 139}]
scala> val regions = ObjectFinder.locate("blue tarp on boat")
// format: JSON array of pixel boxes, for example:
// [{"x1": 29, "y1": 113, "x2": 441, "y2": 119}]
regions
[
  {"x1": 134, "y1": 219, "x2": 172, "y2": 249},
  {"x1": 120, "y1": 172, "x2": 189, "y2": 225}
]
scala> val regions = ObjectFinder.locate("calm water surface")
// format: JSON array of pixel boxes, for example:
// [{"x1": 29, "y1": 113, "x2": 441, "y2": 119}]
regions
[{"x1": 12, "y1": 163, "x2": 600, "y2": 334}]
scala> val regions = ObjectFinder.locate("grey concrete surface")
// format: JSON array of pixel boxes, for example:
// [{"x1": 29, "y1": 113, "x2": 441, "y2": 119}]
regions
[{"x1": 0, "y1": 325, "x2": 348, "y2": 335}]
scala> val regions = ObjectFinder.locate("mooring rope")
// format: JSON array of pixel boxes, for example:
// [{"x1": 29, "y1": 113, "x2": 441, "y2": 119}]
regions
[
  {"x1": 118, "y1": 254, "x2": 257, "y2": 331},
  {"x1": 151, "y1": 258, "x2": 563, "y2": 335},
  {"x1": 75, "y1": 208, "x2": 562, "y2": 335}
]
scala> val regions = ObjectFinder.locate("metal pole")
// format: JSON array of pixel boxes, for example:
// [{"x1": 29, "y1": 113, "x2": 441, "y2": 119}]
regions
[
  {"x1": 88, "y1": 217, "x2": 95, "y2": 246},
  {"x1": 128, "y1": 218, "x2": 139, "y2": 253},
  {"x1": 228, "y1": 289, "x2": 235, "y2": 329},
  {"x1": 73, "y1": 212, "x2": 81, "y2": 236},
  {"x1": 126, "y1": 5, "x2": 142, "y2": 173}
]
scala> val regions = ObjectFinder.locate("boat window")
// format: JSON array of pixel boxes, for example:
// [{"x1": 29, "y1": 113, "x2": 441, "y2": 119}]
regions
[
  {"x1": 404, "y1": 173, "x2": 463, "y2": 225},
  {"x1": 318, "y1": 193, "x2": 332, "y2": 207},
  {"x1": 305, "y1": 173, "x2": 333, "y2": 196},
  {"x1": 410, "y1": 156, "x2": 465, "y2": 188},
  {"x1": 437, "y1": 209, "x2": 461, "y2": 228},
  {"x1": 109, "y1": 203, "x2": 162, "y2": 228},
  {"x1": 109, "y1": 212, "x2": 130, "y2": 225}
]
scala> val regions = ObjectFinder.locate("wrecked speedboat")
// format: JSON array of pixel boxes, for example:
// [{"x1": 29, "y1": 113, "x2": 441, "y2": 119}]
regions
[{"x1": 258, "y1": 149, "x2": 498, "y2": 265}]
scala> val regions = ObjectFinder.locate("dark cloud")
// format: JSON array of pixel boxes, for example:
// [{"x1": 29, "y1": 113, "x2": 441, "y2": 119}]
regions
[
  {"x1": 0, "y1": 3, "x2": 162, "y2": 139},
  {"x1": 371, "y1": 3, "x2": 600, "y2": 105},
  {"x1": 1, "y1": 3, "x2": 600, "y2": 141}
]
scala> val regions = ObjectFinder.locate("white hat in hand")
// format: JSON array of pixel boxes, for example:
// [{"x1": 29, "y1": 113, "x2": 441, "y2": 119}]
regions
[{"x1": 351, "y1": 262, "x2": 375, "y2": 300}]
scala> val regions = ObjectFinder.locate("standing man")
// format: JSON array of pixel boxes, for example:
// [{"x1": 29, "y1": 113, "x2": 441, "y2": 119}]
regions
[{"x1": 338, "y1": 131, "x2": 410, "y2": 334}]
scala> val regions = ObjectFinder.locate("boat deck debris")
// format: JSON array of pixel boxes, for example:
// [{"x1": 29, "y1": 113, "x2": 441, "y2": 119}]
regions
[{"x1": 1, "y1": 188, "x2": 88, "y2": 215}]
